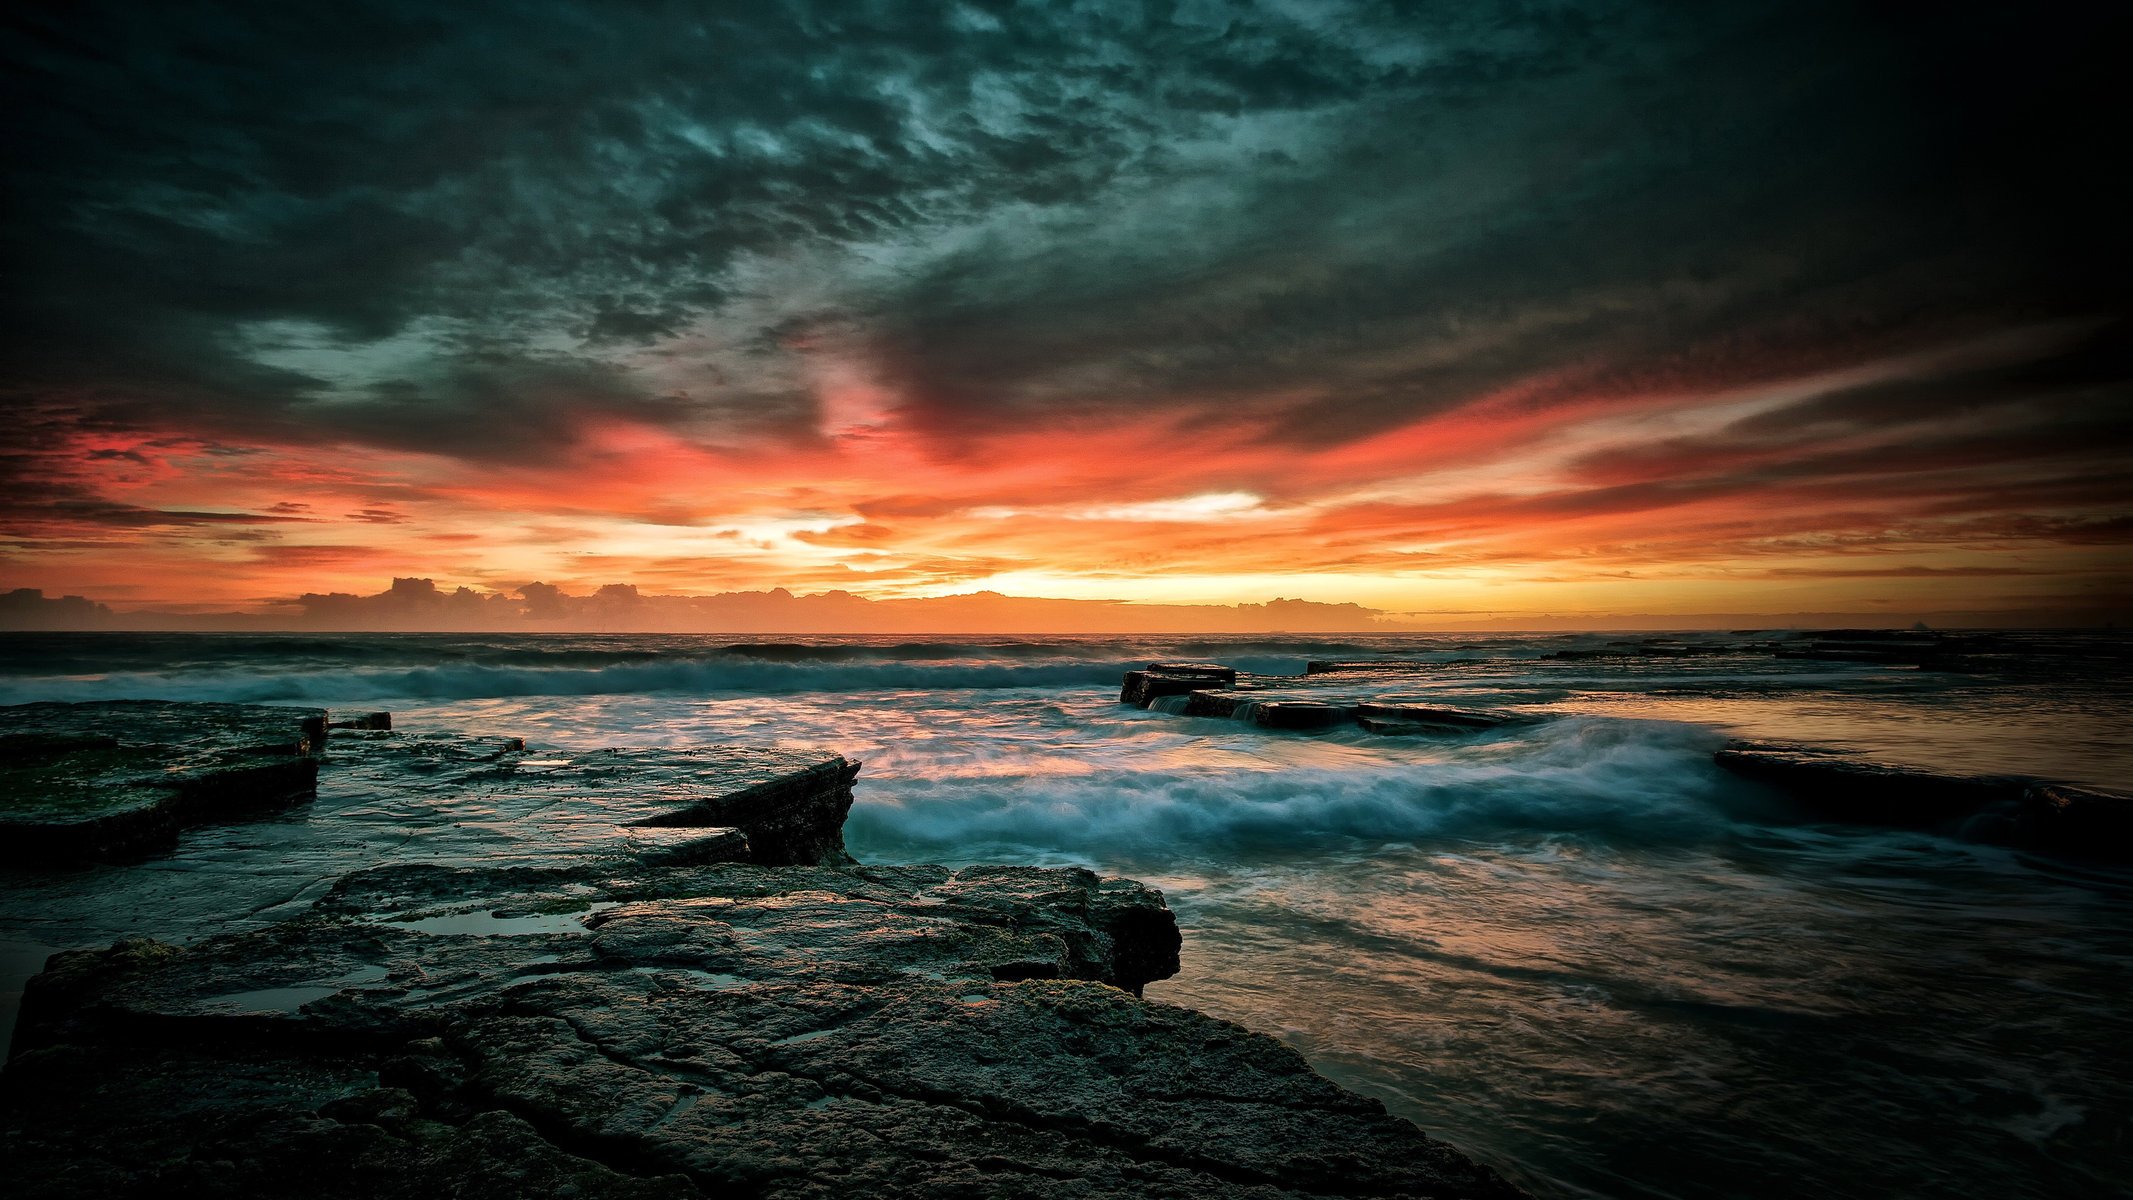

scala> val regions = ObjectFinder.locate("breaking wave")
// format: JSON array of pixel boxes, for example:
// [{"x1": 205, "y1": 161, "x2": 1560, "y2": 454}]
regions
[
  {"x1": 848, "y1": 716, "x2": 1749, "y2": 860},
  {"x1": 0, "y1": 656, "x2": 1141, "y2": 704}
]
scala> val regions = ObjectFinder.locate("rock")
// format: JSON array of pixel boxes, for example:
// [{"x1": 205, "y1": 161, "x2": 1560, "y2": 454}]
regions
[
  {"x1": 2, "y1": 699, "x2": 327, "y2": 757},
  {"x1": 2, "y1": 858, "x2": 1519, "y2": 1199},
  {"x1": 0, "y1": 732, "x2": 120, "y2": 763},
  {"x1": 332, "y1": 711, "x2": 394, "y2": 731},
  {"x1": 1304, "y1": 659, "x2": 1428, "y2": 674},
  {"x1": 2017, "y1": 784, "x2": 2133, "y2": 860},
  {"x1": 303, "y1": 740, "x2": 856, "y2": 872},
  {"x1": 1713, "y1": 744, "x2": 2026, "y2": 826},
  {"x1": 1121, "y1": 670, "x2": 1215, "y2": 708},
  {"x1": 1145, "y1": 662, "x2": 1237, "y2": 685},
  {"x1": 1249, "y1": 701, "x2": 1355, "y2": 730},
  {"x1": 1125, "y1": 671, "x2": 1530, "y2": 740},
  {"x1": 0, "y1": 701, "x2": 326, "y2": 862},
  {"x1": 622, "y1": 826, "x2": 752, "y2": 867},
  {"x1": 1353, "y1": 702, "x2": 1524, "y2": 735},
  {"x1": 1767, "y1": 629, "x2": 2016, "y2": 667},
  {"x1": 628, "y1": 753, "x2": 860, "y2": 866},
  {"x1": 1181, "y1": 689, "x2": 1255, "y2": 718},
  {"x1": 1625, "y1": 642, "x2": 1728, "y2": 658},
  {"x1": 1123, "y1": 664, "x2": 1239, "y2": 707}
]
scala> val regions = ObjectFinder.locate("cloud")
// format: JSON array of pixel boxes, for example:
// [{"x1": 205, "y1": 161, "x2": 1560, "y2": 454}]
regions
[{"x1": 2, "y1": 2, "x2": 2126, "y2": 618}]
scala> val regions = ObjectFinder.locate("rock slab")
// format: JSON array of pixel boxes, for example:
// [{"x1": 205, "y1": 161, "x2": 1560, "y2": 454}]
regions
[
  {"x1": 0, "y1": 700, "x2": 327, "y2": 862},
  {"x1": 3, "y1": 858, "x2": 1521, "y2": 1199}
]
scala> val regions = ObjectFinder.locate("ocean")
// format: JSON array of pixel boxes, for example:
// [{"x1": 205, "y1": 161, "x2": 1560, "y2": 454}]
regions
[{"x1": 2, "y1": 630, "x2": 2130, "y2": 1199}]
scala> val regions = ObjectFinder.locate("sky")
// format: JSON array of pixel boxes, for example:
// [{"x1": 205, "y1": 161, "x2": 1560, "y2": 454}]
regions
[{"x1": 3, "y1": 1, "x2": 2128, "y2": 630}]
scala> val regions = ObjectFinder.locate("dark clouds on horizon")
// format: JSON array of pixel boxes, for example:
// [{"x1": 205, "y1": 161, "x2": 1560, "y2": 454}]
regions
[{"x1": 2, "y1": 0, "x2": 2129, "y2": 597}]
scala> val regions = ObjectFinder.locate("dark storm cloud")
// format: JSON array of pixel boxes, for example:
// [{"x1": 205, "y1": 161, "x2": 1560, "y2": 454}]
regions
[
  {"x1": 2, "y1": 0, "x2": 2127, "y2": 485},
  {"x1": 8, "y1": 0, "x2": 1437, "y2": 463},
  {"x1": 861, "y1": 2, "x2": 2132, "y2": 450}
]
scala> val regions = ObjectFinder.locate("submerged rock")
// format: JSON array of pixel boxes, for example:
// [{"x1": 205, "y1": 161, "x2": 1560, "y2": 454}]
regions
[
  {"x1": 1250, "y1": 700, "x2": 1355, "y2": 730},
  {"x1": 1120, "y1": 666, "x2": 1536, "y2": 742},
  {"x1": 1304, "y1": 659, "x2": 1430, "y2": 674},
  {"x1": 1354, "y1": 702, "x2": 1526, "y2": 735},
  {"x1": 1703, "y1": 742, "x2": 2130, "y2": 859},
  {"x1": 332, "y1": 711, "x2": 394, "y2": 731},
  {"x1": 1713, "y1": 743, "x2": 2026, "y2": 826},
  {"x1": 0, "y1": 701, "x2": 326, "y2": 862},
  {"x1": 2018, "y1": 784, "x2": 2133, "y2": 860},
  {"x1": 1, "y1": 858, "x2": 1521, "y2": 1199},
  {"x1": 1145, "y1": 662, "x2": 1237, "y2": 685}
]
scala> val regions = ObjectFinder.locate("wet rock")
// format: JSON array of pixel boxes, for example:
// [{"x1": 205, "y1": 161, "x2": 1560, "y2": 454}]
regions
[
  {"x1": 1625, "y1": 641, "x2": 1731, "y2": 658},
  {"x1": 332, "y1": 711, "x2": 394, "y2": 731},
  {"x1": 0, "y1": 732, "x2": 120, "y2": 763},
  {"x1": 1121, "y1": 670, "x2": 1219, "y2": 708},
  {"x1": 0, "y1": 701, "x2": 326, "y2": 862},
  {"x1": 2017, "y1": 784, "x2": 2133, "y2": 860},
  {"x1": 1354, "y1": 702, "x2": 1524, "y2": 735},
  {"x1": 629, "y1": 754, "x2": 859, "y2": 866},
  {"x1": 1, "y1": 700, "x2": 328, "y2": 758},
  {"x1": 1767, "y1": 629, "x2": 2015, "y2": 667},
  {"x1": 1181, "y1": 689, "x2": 1256, "y2": 718},
  {"x1": 3, "y1": 857, "x2": 1519, "y2": 1199},
  {"x1": 1145, "y1": 662, "x2": 1237, "y2": 685},
  {"x1": 1123, "y1": 663, "x2": 1241, "y2": 708},
  {"x1": 300, "y1": 741, "x2": 854, "y2": 871},
  {"x1": 1304, "y1": 659, "x2": 1429, "y2": 674},
  {"x1": 1772, "y1": 644, "x2": 1932, "y2": 665},
  {"x1": 622, "y1": 826, "x2": 751, "y2": 868},
  {"x1": 1249, "y1": 701, "x2": 1355, "y2": 731},
  {"x1": 1, "y1": 1037, "x2": 696, "y2": 1200},
  {"x1": 1713, "y1": 744, "x2": 2026, "y2": 826}
]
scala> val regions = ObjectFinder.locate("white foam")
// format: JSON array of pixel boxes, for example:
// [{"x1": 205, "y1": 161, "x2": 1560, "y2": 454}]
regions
[{"x1": 848, "y1": 716, "x2": 1738, "y2": 860}]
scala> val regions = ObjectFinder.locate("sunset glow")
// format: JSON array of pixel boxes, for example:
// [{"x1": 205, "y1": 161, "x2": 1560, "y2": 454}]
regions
[{"x1": 3, "y1": 3, "x2": 2125, "y2": 628}]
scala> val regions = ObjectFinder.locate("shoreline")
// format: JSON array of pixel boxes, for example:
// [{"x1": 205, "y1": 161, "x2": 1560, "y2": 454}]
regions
[{"x1": 0, "y1": 699, "x2": 1527, "y2": 1198}]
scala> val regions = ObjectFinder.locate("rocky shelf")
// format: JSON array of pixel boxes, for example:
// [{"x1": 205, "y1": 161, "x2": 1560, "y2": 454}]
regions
[
  {"x1": 0, "y1": 701, "x2": 1525, "y2": 1199},
  {"x1": 0, "y1": 701, "x2": 329, "y2": 862},
  {"x1": 1714, "y1": 742, "x2": 2133, "y2": 859},
  {"x1": 1122, "y1": 664, "x2": 1538, "y2": 738},
  {"x1": 1119, "y1": 664, "x2": 2131, "y2": 858}
]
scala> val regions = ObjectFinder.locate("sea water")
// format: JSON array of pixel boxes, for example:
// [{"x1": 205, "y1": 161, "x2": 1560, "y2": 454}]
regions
[{"x1": 1, "y1": 631, "x2": 2129, "y2": 1199}]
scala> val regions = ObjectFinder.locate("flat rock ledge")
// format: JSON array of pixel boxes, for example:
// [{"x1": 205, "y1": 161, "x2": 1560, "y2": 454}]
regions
[
  {"x1": 0, "y1": 700, "x2": 327, "y2": 862},
  {"x1": 1, "y1": 705, "x2": 1524, "y2": 1198},
  {"x1": 1122, "y1": 665, "x2": 1536, "y2": 739},
  {"x1": 1714, "y1": 743, "x2": 2132, "y2": 859},
  {"x1": 3, "y1": 857, "x2": 1520, "y2": 1199}
]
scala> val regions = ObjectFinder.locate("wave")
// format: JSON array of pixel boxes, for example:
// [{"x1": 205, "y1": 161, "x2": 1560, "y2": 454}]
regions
[
  {"x1": 0, "y1": 632, "x2": 1526, "y2": 701},
  {"x1": 0, "y1": 656, "x2": 1141, "y2": 704},
  {"x1": 848, "y1": 717, "x2": 1752, "y2": 860},
  {"x1": 0, "y1": 631, "x2": 1538, "y2": 676}
]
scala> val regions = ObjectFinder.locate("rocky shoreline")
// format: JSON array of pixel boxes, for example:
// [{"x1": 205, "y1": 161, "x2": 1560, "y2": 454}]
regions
[
  {"x1": 1119, "y1": 656, "x2": 2132, "y2": 859},
  {"x1": 0, "y1": 700, "x2": 1525, "y2": 1199},
  {"x1": 0, "y1": 701, "x2": 327, "y2": 861}
]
